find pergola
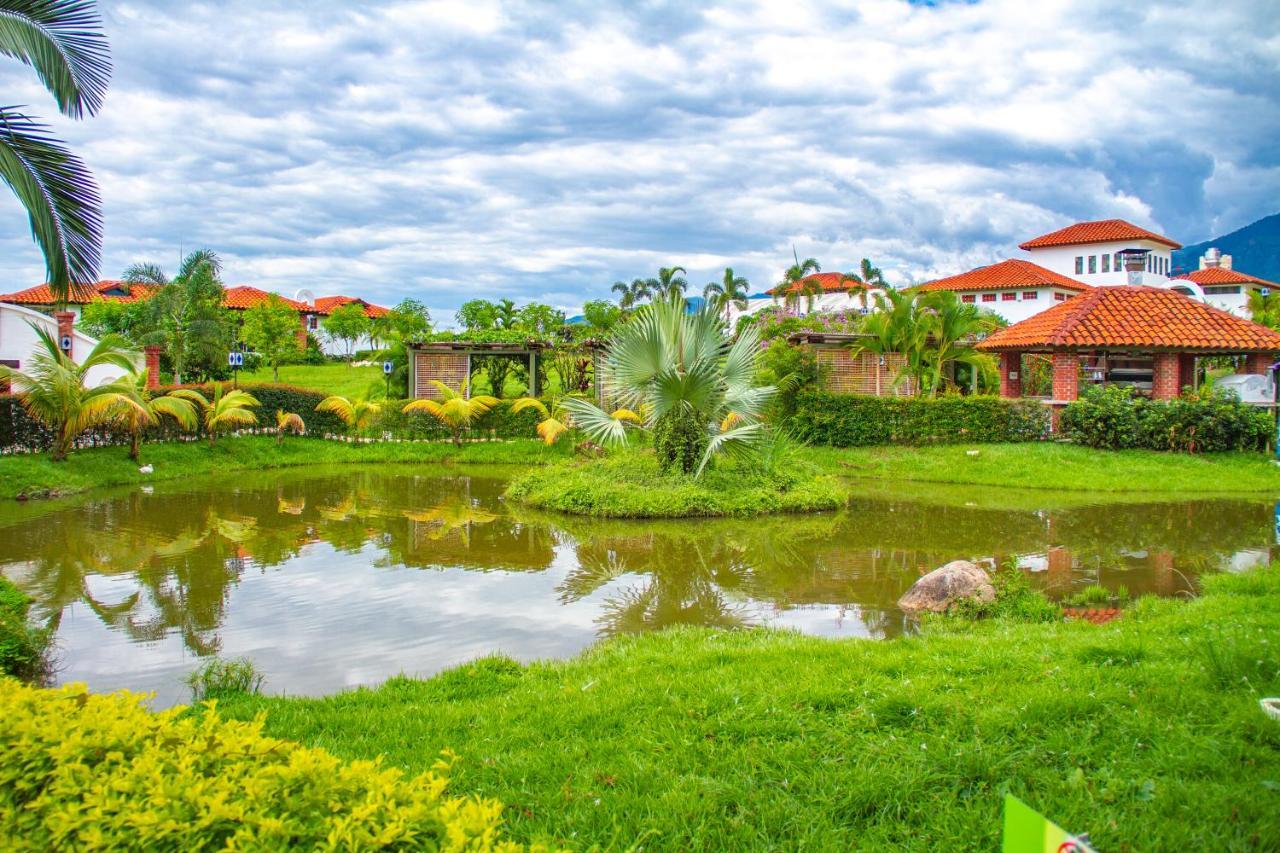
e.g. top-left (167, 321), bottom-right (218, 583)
top-left (976, 286), bottom-right (1280, 421)
top-left (407, 341), bottom-right (554, 399)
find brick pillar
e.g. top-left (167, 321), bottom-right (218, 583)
top-left (1051, 352), bottom-right (1078, 401)
top-left (999, 352), bottom-right (1022, 398)
top-left (1046, 547), bottom-right (1073, 595)
top-left (54, 311), bottom-right (75, 360)
top-left (1151, 550), bottom-right (1175, 596)
top-left (144, 345), bottom-right (162, 389)
top-left (1245, 352), bottom-right (1271, 376)
top-left (1151, 352), bottom-right (1180, 400)
top-left (297, 314), bottom-right (310, 347)
top-left (1178, 354), bottom-right (1196, 391)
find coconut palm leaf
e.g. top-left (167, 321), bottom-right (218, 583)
top-left (0, 0), bottom-right (111, 118)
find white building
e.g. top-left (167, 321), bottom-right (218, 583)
top-left (1168, 249), bottom-right (1278, 318)
top-left (1018, 219), bottom-right (1181, 287)
top-left (1, 301), bottom-right (137, 389)
top-left (912, 258), bottom-right (1092, 324)
top-left (752, 273), bottom-right (886, 319)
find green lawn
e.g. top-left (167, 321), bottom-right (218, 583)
top-left (239, 363), bottom-right (387, 397)
top-left (221, 568), bottom-right (1280, 850)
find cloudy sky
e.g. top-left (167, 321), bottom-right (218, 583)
top-left (0, 0), bottom-right (1276, 325)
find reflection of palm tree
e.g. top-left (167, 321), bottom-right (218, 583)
top-left (404, 497), bottom-right (498, 547)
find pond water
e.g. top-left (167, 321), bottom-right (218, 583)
top-left (0, 465), bottom-right (1274, 707)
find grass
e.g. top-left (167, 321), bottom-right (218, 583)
top-left (0, 576), bottom-right (51, 682)
top-left (0, 435), bottom-right (568, 501)
top-left (506, 448), bottom-right (847, 517)
top-left (219, 567), bottom-right (1280, 850)
top-left (240, 363), bottom-right (387, 397)
top-left (805, 442), bottom-right (1280, 494)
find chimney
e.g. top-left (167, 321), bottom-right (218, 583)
top-left (1221, 253), bottom-right (1232, 271)
top-left (54, 311), bottom-right (75, 360)
top-left (1200, 247), bottom-right (1221, 269)
top-left (144, 345), bottom-right (163, 388)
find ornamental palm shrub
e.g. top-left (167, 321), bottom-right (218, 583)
top-left (403, 380), bottom-right (500, 445)
top-left (275, 409), bottom-right (305, 444)
top-left (0, 323), bottom-right (139, 460)
top-left (561, 294), bottom-right (777, 476)
top-left (316, 387), bottom-right (383, 436)
top-left (110, 368), bottom-right (199, 460)
top-left (173, 383), bottom-right (260, 446)
top-left (510, 395), bottom-right (640, 445)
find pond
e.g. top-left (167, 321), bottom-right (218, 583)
top-left (0, 465), bottom-right (1274, 706)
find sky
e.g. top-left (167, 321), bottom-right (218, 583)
top-left (0, 0), bottom-right (1276, 326)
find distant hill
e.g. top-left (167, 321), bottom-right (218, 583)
top-left (1174, 212), bottom-right (1280, 282)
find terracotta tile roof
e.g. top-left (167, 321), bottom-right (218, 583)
top-left (768, 272), bottom-right (872, 296)
top-left (1019, 218), bottom-right (1181, 250)
top-left (976, 286), bottom-right (1280, 353)
top-left (0, 280), bottom-right (158, 305)
top-left (311, 295), bottom-right (390, 318)
top-left (1177, 267), bottom-right (1278, 289)
top-left (222, 285), bottom-right (307, 311)
top-left (914, 259), bottom-right (1091, 294)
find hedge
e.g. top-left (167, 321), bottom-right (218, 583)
top-left (1060, 385), bottom-right (1272, 453)
top-left (0, 384), bottom-right (548, 453)
top-left (0, 578), bottom-right (50, 683)
top-left (0, 679), bottom-right (543, 850)
top-left (788, 392), bottom-right (1049, 446)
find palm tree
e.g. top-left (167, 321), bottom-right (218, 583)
top-left (611, 278), bottom-right (653, 310)
top-left (775, 252), bottom-right (821, 314)
top-left (402, 380), bottom-right (500, 445)
top-left (0, 323), bottom-right (137, 460)
top-left (916, 291), bottom-right (1000, 396)
top-left (848, 289), bottom-right (926, 397)
top-left (649, 266), bottom-right (688, 301)
top-left (560, 294), bottom-right (777, 476)
top-left (124, 249), bottom-right (227, 384)
top-left (111, 368), bottom-right (200, 460)
top-left (702, 267), bottom-right (750, 323)
top-left (842, 258), bottom-right (887, 291)
top-left (316, 389), bottom-right (382, 436)
top-left (0, 1), bottom-right (112, 304)
top-left (173, 383), bottom-right (259, 446)
top-left (1248, 289), bottom-right (1280, 331)
top-left (510, 395), bottom-right (640, 445)
top-left (495, 298), bottom-right (518, 330)
top-left (275, 410), bottom-right (305, 445)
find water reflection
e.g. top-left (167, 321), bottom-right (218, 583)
top-left (0, 466), bottom-right (1273, 705)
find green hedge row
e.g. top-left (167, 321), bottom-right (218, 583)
top-left (1060, 385), bottom-right (1272, 452)
top-left (788, 392), bottom-right (1050, 446)
top-left (0, 384), bottom-right (547, 453)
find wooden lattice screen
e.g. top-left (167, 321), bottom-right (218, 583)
top-left (413, 352), bottom-right (469, 399)
top-left (815, 349), bottom-right (915, 397)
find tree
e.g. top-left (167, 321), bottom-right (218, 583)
top-left (611, 278), bottom-right (651, 310)
top-left (582, 300), bottom-right (622, 334)
top-left (515, 302), bottom-right (565, 334)
top-left (561, 295), bottom-right (777, 476)
top-left (321, 302), bottom-right (369, 362)
top-left (703, 267), bottom-right (750, 323)
top-left (241, 294), bottom-right (300, 382)
top-left (494, 298), bottom-right (519, 330)
top-left (915, 291), bottom-right (1000, 396)
top-left (402, 381), bottom-right (499, 445)
top-left (775, 253), bottom-right (821, 314)
top-left (316, 389), bottom-right (383, 435)
top-left (110, 368), bottom-right (199, 460)
top-left (1248, 290), bottom-right (1280, 331)
top-left (376, 298), bottom-right (431, 341)
top-left (173, 384), bottom-right (259, 446)
top-left (456, 299), bottom-right (500, 331)
top-left (79, 299), bottom-right (148, 342)
top-left (0, 323), bottom-right (138, 461)
top-left (648, 266), bottom-right (688, 301)
top-left (0, 0), bottom-right (112, 305)
top-left (842, 258), bottom-right (887, 291)
top-left (125, 249), bottom-right (230, 384)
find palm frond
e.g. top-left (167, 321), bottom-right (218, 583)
top-left (695, 422), bottom-right (766, 477)
top-left (560, 396), bottom-right (631, 446)
top-left (0, 0), bottom-right (111, 118)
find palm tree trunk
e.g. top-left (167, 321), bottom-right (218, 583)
top-left (129, 434), bottom-right (140, 461)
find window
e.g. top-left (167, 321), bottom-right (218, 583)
top-left (1074, 256), bottom-right (1084, 275)
top-left (1114, 252), bottom-right (1122, 270)
top-left (1088, 255), bottom-right (1097, 274)
top-left (1002, 292), bottom-right (1017, 301)
top-left (308, 315), bottom-right (318, 330)
top-left (1146, 255), bottom-right (1153, 272)
top-left (1203, 285), bottom-right (1242, 295)
top-left (961, 294), bottom-right (975, 303)
top-left (1022, 291), bottom-right (1038, 300)
top-left (1102, 254), bottom-right (1111, 273)
top-left (981, 293), bottom-right (996, 303)
top-left (1054, 292), bottom-right (1067, 301)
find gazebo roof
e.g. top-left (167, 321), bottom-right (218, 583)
top-left (976, 286), bottom-right (1280, 354)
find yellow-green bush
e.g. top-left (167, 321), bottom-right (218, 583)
top-left (0, 680), bottom-right (547, 851)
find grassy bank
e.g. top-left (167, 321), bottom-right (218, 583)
top-left (807, 442), bottom-right (1280, 493)
top-left (506, 449), bottom-right (846, 517)
top-left (0, 436), bottom-right (568, 500)
top-left (221, 567), bottom-right (1280, 849)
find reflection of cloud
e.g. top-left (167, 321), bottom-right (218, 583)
top-left (0, 0), bottom-right (1273, 316)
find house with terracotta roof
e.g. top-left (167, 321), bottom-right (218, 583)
top-left (913, 259), bottom-right (1091, 324)
top-left (0, 280), bottom-right (159, 320)
top-left (1168, 249), bottom-right (1278, 319)
top-left (976, 286), bottom-right (1280, 423)
top-left (1018, 218), bottom-right (1181, 287)
top-left (760, 272), bottom-right (884, 318)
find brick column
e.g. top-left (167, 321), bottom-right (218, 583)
top-left (1051, 352), bottom-right (1078, 402)
top-left (1245, 352), bottom-right (1272, 376)
top-left (297, 314), bottom-right (310, 347)
top-left (54, 311), bottom-right (75, 360)
top-left (1178, 354), bottom-right (1196, 391)
top-left (1151, 352), bottom-right (1180, 400)
top-left (1046, 547), bottom-right (1073, 595)
top-left (998, 352), bottom-right (1022, 398)
top-left (144, 345), bottom-right (162, 389)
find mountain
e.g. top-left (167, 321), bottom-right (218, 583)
top-left (1173, 212), bottom-right (1280, 282)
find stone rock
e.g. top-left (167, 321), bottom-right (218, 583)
top-left (897, 560), bottom-right (995, 614)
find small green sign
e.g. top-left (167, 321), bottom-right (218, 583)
top-left (1002, 795), bottom-right (1094, 852)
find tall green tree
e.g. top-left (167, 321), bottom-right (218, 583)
top-left (0, 0), bottom-right (112, 305)
top-left (647, 266), bottom-right (688, 301)
top-left (775, 253), bottom-right (821, 314)
top-left (494, 298), bottom-right (519, 330)
top-left (321, 302), bottom-right (369, 362)
top-left (582, 300), bottom-right (622, 334)
top-left (610, 279), bottom-right (651, 310)
top-left (703, 267), bottom-right (750, 323)
top-left (516, 302), bottom-right (565, 334)
top-left (842, 258), bottom-right (887, 291)
top-left (241, 294), bottom-right (301, 382)
top-left (456, 298), bottom-right (500, 331)
top-left (375, 298), bottom-right (431, 341)
top-left (916, 291), bottom-right (1000, 396)
top-left (124, 249), bottom-right (229, 385)
top-left (1247, 290), bottom-right (1280, 331)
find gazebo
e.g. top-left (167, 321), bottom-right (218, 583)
top-left (976, 286), bottom-right (1280, 422)
top-left (406, 340), bottom-right (554, 399)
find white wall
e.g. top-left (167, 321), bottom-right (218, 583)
top-left (952, 286), bottom-right (1077, 324)
top-left (1164, 278), bottom-right (1263, 319)
top-left (0, 302), bottom-right (137, 387)
top-left (1024, 239), bottom-right (1174, 287)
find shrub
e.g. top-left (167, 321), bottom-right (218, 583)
top-left (947, 564), bottom-right (1062, 623)
top-left (0, 680), bottom-right (542, 850)
top-left (788, 392), bottom-right (1049, 447)
top-left (0, 577), bottom-right (51, 683)
top-left (185, 657), bottom-right (264, 702)
top-left (1061, 385), bottom-right (1271, 453)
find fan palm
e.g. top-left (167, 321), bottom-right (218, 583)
top-left (275, 410), bottom-right (305, 445)
top-left (172, 383), bottom-right (259, 445)
top-left (0, 322), bottom-right (137, 460)
top-left (110, 368), bottom-right (200, 460)
top-left (316, 389), bottom-right (382, 436)
top-left (560, 294), bottom-right (776, 476)
top-left (0, 0), bottom-right (112, 304)
top-left (402, 380), bottom-right (500, 445)
top-left (702, 267), bottom-right (750, 323)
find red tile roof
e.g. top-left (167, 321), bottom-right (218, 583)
top-left (221, 286), bottom-right (307, 312)
top-left (1019, 219), bottom-right (1181, 250)
top-left (769, 272), bottom-right (873, 296)
top-left (1177, 267), bottom-right (1279, 290)
top-left (914, 259), bottom-right (1091, 293)
top-left (0, 280), bottom-right (158, 305)
top-left (976, 286), bottom-right (1280, 353)
top-left (311, 295), bottom-right (390, 318)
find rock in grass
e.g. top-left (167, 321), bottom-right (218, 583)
top-left (897, 560), bottom-right (995, 614)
